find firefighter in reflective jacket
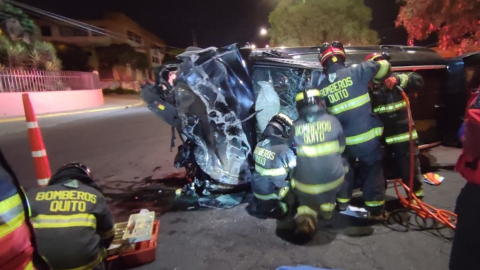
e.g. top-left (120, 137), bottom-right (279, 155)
top-left (365, 52), bottom-right (425, 197)
top-left (27, 163), bottom-right (114, 270)
top-left (250, 113), bottom-right (296, 219)
top-left (290, 89), bottom-right (346, 238)
top-left (314, 41), bottom-right (391, 219)
top-left (1, 148), bottom-right (50, 270)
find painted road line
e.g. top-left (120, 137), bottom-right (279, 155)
top-left (0, 101), bottom-right (144, 124)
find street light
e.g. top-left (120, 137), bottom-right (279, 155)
top-left (251, 44), bottom-right (256, 49)
top-left (260, 28), bottom-right (268, 36)
top-left (265, 44), bottom-right (270, 48)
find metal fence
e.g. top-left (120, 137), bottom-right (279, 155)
top-left (0, 69), bottom-right (100, 93)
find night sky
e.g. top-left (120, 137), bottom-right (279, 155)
top-left (18, 0), bottom-right (424, 49)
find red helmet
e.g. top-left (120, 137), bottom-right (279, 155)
top-left (365, 52), bottom-right (390, 62)
top-left (319, 41), bottom-right (346, 66)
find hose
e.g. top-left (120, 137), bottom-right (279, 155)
top-left (392, 86), bottom-right (457, 230)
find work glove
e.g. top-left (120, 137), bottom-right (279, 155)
top-left (384, 76), bottom-right (398, 90)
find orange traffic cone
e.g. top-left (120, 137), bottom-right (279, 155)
top-left (22, 94), bottom-right (51, 187)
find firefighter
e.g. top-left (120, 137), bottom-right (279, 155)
top-left (314, 41), bottom-right (391, 219)
top-left (290, 89), bottom-right (346, 238)
top-left (27, 163), bottom-right (114, 270)
top-left (0, 148), bottom-right (50, 270)
top-left (365, 52), bottom-right (425, 197)
top-left (250, 113), bottom-right (296, 220)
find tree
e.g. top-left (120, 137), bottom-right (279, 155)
top-left (0, 1), bottom-right (38, 43)
top-left (0, 1), bottom-right (61, 70)
top-left (54, 43), bottom-right (90, 71)
top-left (268, 0), bottom-right (379, 47)
top-left (396, 0), bottom-right (480, 54)
top-left (95, 43), bottom-right (149, 81)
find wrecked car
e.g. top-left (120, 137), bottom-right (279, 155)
top-left (141, 44), bottom-right (479, 192)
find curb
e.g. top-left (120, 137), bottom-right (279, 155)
top-left (0, 101), bottom-right (144, 124)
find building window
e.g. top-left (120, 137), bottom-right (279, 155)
top-left (59, 26), bottom-right (88, 37)
top-left (127, 30), bottom-right (142, 44)
top-left (40, 26), bottom-right (52, 37)
top-left (92, 26), bottom-right (106, 37)
top-left (152, 56), bottom-right (159, 64)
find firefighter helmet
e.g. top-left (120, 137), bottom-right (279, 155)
top-left (365, 52), bottom-right (391, 62)
top-left (268, 113), bottom-right (293, 138)
top-left (56, 163), bottom-right (92, 178)
top-left (319, 41), bottom-right (346, 66)
top-left (295, 88), bottom-right (323, 112)
top-left (48, 162), bottom-right (95, 187)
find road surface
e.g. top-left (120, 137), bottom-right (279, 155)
top-left (0, 97), bottom-right (464, 270)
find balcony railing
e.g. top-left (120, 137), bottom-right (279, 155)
top-left (0, 69), bottom-right (100, 93)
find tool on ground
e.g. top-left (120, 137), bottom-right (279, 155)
top-left (22, 93), bottom-right (51, 187)
top-left (392, 86), bottom-right (457, 230)
top-left (423, 173), bottom-right (445, 186)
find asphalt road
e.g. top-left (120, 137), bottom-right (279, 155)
top-left (0, 100), bottom-right (182, 190)
top-left (0, 98), bottom-right (464, 270)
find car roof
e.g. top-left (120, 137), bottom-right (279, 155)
top-left (247, 45), bottom-right (447, 69)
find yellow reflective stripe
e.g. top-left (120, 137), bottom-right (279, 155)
top-left (295, 89), bottom-right (321, 101)
top-left (385, 130), bottom-right (418, 144)
top-left (255, 164), bottom-right (287, 176)
top-left (346, 127), bottom-right (383, 145)
top-left (373, 100), bottom-right (407, 114)
top-left (414, 189), bottom-right (425, 197)
top-left (254, 192), bottom-right (279, 201)
top-left (374, 60), bottom-right (390, 81)
top-left (339, 145), bottom-right (345, 154)
top-left (328, 93), bottom-right (370, 115)
top-left (0, 194), bottom-right (25, 238)
top-left (64, 254), bottom-right (103, 270)
top-left (100, 228), bottom-right (115, 239)
top-left (297, 206), bottom-right (318, 219)
top-left (397, 74), bottom-right (409, 88)
top-left (365, 200), bottom-right (385, 207)
top-left (32, 214), bottom-right (96, 229)
top-left (278, 186), bottom-right (290, 199)
top-left (23, 261), bottom-right (34, 270)
top-left (279, 202), bottom-right (288, 213)
top-left (337, 198), bottom-right (350, 203)
top-left (297, 141), bottom-right (340, 157)
top-left (320, 203), bottom-right (335, 212)
top-left (291, 176), bottom-right (344, 195)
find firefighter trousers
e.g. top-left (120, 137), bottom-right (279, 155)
top-left (338, 146), bottom-right (386, 212)
top-left (250, 183), bottom-right (292, 219)
top-left (450, 182), bottom-right (480, 270)
top-left (292, 176), bottom-right (345, 221)
top-left (385, 141), bottom-right (423, 195)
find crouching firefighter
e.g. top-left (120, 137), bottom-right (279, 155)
top-left (365, 52), bottom-right (425, 198)
top-left (290, 89), bottom-right (347, 238)
top-left (27, 163), bottom-right (114, 270)
top-left (249, 113), bottom-right (296, 220)
top-left (315, 41), bottom-right (391, 219)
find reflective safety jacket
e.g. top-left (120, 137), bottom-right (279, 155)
top-left (291, 106), bottom-right (346, 193)
top-left (251, 134), bottom-right (296, 201)
top-left (1, 148), bottom-right (50, 270)
top-left (27, 178), bottom-right (114, 270)
top-left (315, 61), bottom-right (390, 157)
top-left (1, 166), bottom-right (35, 270)
top-left (369, 72), bottom-right (424, 144)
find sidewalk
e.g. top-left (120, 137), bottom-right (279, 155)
top-left (0, 95), bottom-right (143, 123)
top-left (0, 95), bottom-right (144, 135)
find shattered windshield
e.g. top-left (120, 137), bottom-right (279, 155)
top-left (252, 66), bottom-right (312, 133)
